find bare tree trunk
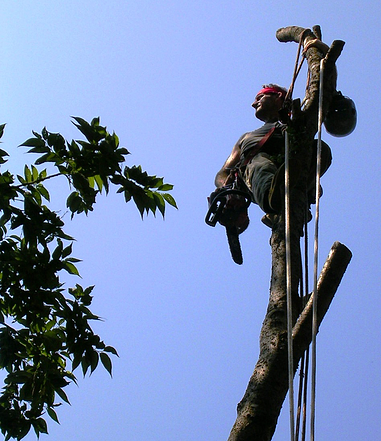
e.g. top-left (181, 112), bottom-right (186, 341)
top-left (227, 26), bottom-right (350, 441)
top-left (228, 243), bottom-right (351, 441)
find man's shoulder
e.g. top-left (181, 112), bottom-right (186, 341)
top-left (240, 122), bottom-right (277, 140)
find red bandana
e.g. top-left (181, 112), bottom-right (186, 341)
top-left (256, 87), bottom-right (286, 99)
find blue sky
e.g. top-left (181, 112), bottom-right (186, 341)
top-left (1, 1), bottom-right (380, 440)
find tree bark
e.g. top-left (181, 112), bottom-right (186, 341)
top-left (227, 26), bottom-right (350, 441)
top-left (228, 243), bottom-right (352, 441)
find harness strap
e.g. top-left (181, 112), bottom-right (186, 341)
top-left (241, 126), bottom-right (276, 167)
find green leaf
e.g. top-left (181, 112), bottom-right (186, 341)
top-left (81, 357), bottom-right (90, 376)
top-left (0, 148), bottom-right (9, 159)
top-left (61, 243), bottom-right (73, 259)
top-left (52, 239), bottom-right (63, 260)
top-left (32, 418), bottom-right (48, 436)
top-left (0, 123), bottom-right (6, 139)
top-left (36, 184), bottom-right (50, 201)
top-left (20, 137), bottom-right (45, 148)
top-left (157, 184), bottom-right (173, 191)
top-left (72, 116), bottom-right (98, 143)
top-left (34, 152), bottom-right (60, 165)
top-left (55, 387), bottom-right (70, 404)
top-left (90, 350), bottom-right (99, 373)
top-left (94, 174), bottom-right (104, 192)
top-left (163, 193), bottom-right (177, 208)
top-left (72, 355), bottom-right (81, 372)
top-left (90, 116), bottom-right (100, 127)
top-left (100, 352), bottom-right (113, 376)
top-left (104, 345), bottom-right (119, 356)
top-left (24, 165), bottom-right (32, 183)
top-left (31, 165), bottom-right (39, 181)
top-left (66, 192), bottom-right (83, 213)
top-left (62, 261), bottom-right (80, 276)
top-left (47, 406), bottom-right (60, 424)
top-left (153, 192), bottom-right (165, 217)
top-left (17, 174), bottom-right (27, 185)
top-left (27, 145), bottom-right (50, 154)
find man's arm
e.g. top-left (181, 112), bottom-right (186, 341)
top-left (214, 143), bottom-right (241, 187)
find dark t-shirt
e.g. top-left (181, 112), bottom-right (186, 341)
top-left (238, 122), bottom-right (285, 165)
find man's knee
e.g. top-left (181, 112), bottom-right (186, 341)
top-left (247, 153), bottom-right (277, 212)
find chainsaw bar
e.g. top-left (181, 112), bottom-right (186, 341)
top-left (226, 226), bottom-right (243, 265)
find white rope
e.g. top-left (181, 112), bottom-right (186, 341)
top-left (285, 130), bottom-right (295, 441)
top-left (310, 58), bottom-right (325, 441)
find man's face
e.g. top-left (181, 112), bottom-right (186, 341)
top-left (251, 92), bottom-right (282, 122)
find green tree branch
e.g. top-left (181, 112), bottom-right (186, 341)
top-left (0, 117), bottom-right (177, 440)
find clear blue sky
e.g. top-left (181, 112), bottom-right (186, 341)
top-left (1, 1), bottom-right (380, 440)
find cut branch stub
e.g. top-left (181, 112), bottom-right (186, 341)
top-left (277, 25), bottom-right (345, 135)
top-left (292, 241), bottom-right (353, 358)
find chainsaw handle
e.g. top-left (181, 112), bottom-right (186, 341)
top-left (205, 188), bottom-right (251, 227)
top-left (205, 193), bottom-right (226, 226)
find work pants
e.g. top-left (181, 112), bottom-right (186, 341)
top-left (244, 141), bottom-right (332, 213)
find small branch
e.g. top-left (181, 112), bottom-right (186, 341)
top-left (14, 172), bottom-right (65, 190)
top-left (312, 25), bottom-right (322, 40)
top-left (276, 26), bottom-right (313, 44)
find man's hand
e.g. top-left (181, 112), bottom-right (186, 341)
top-left (211, 191), bottom-right (249, 233)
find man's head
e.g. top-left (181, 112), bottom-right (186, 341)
top-left (251, 84), bottom-right (287, 122)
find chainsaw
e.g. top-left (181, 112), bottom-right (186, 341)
top-left (205, 171), bottom-right (251, 265)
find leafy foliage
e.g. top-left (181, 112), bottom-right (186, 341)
top-left (0, 118), bottom-right (177, 440)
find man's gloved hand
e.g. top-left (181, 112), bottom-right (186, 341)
top-left (208, 187), bottom-right (223, 205)
top-left (207, 187), bottom-right (250, 233)
top-left (219, 193), bottom-right (249, 233)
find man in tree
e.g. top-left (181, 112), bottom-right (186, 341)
top-left (213, 84), bottom-right (332, 226)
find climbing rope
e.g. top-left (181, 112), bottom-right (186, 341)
top-left (285, 130), bottom-right (295, 441)
top-left (285, 29), bottom-right (308, 103)
top-left (301, 196), bottom-right (311, 441)
top-left (295, 205), bottom-right (310, 441)
top-left (285, 35), bottom-right (326, 441)
top-left (284, 35), bottom-right (307, 441)
top-left (310, 57), bottom-right (325, 441)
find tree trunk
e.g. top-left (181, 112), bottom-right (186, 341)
top-left (227, 26), bottom-right (350, 441)
top-left (227, 242), bottom-right (352, 441)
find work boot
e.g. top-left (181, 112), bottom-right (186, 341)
top-left (261, 213), bottom-right (277, 228)
top-left (261, 210), bottom-right (312, 229)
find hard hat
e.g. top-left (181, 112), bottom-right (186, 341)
top-left (324, 91), bottom-right (357, 137)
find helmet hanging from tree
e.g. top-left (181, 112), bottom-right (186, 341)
top-left (324, 91), bottom-right (357, 137)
